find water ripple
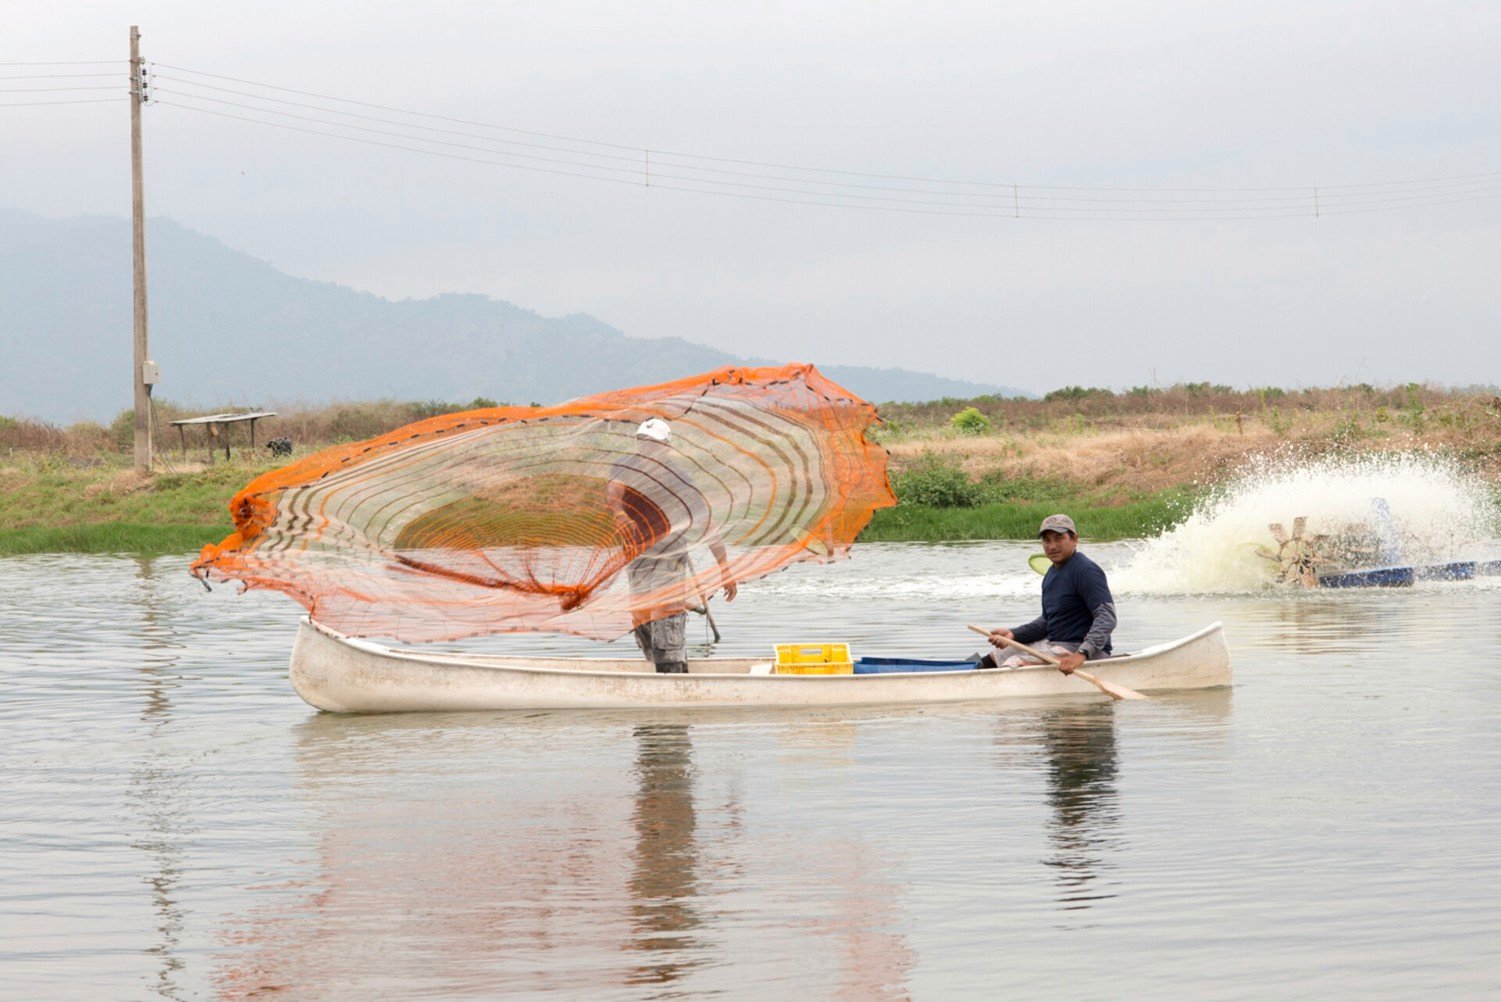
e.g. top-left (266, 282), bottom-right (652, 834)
top-left (2, 548), bottom-right (1500, 997)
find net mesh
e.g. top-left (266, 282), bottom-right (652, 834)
top-left (191, 364), bottom-right (896, 642)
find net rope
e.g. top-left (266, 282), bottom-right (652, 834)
top-left (192, 364), bottom-right (895, 642)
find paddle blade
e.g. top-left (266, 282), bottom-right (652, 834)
top-left (1100, 680), bottom-right (1148, 701)
top-left (1075, 670), bottom-right (1148, 700)
top-left (1028, 553), bottom-right (1051, 575)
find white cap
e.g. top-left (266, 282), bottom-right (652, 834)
top-left (635, 418), bottom-right (671, 443)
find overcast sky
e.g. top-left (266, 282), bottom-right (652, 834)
top-left (6, 2), bottom-right (1500, 394)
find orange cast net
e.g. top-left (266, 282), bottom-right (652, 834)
top-left (191, 364), bottom-right (896, 643)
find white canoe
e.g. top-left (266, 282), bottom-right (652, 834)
top-left (289, 617), bottom-right (1232, 713)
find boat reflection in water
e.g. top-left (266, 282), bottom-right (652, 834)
top-left (214, 710), bottom-right (916, 998)
top-left (622, 720), bottom-right (916, 998)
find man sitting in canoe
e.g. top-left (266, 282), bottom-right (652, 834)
top-left (608, 418), bottom-right (737, 673)
top-left (981, 513), bottom-right (1115, 675)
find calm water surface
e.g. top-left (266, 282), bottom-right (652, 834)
top-left (3, 542), bottom-right (1500, 999)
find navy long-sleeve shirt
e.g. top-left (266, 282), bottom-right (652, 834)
top-left (1012, 550), bottom-right (1116, 658)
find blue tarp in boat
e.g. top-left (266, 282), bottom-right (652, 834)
top-left (853, 657), bottom-right (976, 675)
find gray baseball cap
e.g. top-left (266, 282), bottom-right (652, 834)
top-left (1038, 514), bottom-right (1076, 536)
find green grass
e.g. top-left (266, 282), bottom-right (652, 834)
top-left (859, 489), bottom-right (1200, 543)
top-left (0, 496), bottom-right (1200, 554)
top-left (0, 523), bottom-right (229, 556)
top-left (0, 458), bottom-right (259, 555)
top-left (0, 453), bottom-right (1206, 556)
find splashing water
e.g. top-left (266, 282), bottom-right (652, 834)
top-left (1114, 451), bottom-right (1501, 594)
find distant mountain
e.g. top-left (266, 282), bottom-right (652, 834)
top-left (0, 209), bottom-right (1020, 423)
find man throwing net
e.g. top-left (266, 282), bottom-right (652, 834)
top-left (608, 418), bottom-right (737, 673)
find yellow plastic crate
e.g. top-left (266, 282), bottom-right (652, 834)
top-left (773, 642), bottom-right (853, 675)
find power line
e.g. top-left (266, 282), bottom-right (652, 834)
top-left (0, 85), bottom-right (122, 93)
top-left (0, 60), bottom-right (123, 67)
top-left (153, 99), bottom-right (648, 187)
top-left (152, 61), bottom-right (673, 155)
top-left (0, 97), bottom-right (127, 107)
top-left (149, 98), bottom-right (1052, 220)
top-left (152, 73), bottom-right (663, 168)
top-left (153, 88), bottom-right (1042, 211)
top-left (14, 54), bottom-right (1484, 221)
top-left (153, 91), bottom-right (1501, 220)
top-left (159, 95), bottom-right (1501, 223)
top-left (157, 73), bottom-right (1499, 209)
top-left (150, 84), bottom-right (1500, 209)
top-left (0, 72), bottom-right (121, 80)
top-left (151, 85), bottom-right (644, 179)
top-left (152, 61), bottom-right (1501, 199)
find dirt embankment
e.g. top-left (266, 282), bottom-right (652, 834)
top-left (886, 423), bottom-right (1279, 497)
top-left (877, 387), bottom-right (1501, 504)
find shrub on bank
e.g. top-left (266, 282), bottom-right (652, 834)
top-left (950, 406), bottom-right (992, 435)
top-left (0, 415), bottom-right (68, 452)
top-left (877, 381), bottom-right (1497, 431)
top-left (107, 399), bottom-right (225, 452)
top-left (891, 455), bottom-right (985, 507)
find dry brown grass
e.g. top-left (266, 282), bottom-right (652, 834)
top-left (883, 398), bottom-right (1501, 502)
top-left (890, 423), bottom-right (1277, 495)
top-left (6, 386), bottom-right (1501, 505)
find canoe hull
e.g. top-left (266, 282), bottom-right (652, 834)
top-left (289, 618), bottom-right (1232, 713)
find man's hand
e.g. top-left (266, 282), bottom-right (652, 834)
top-left (1055, 651), bottom-right (1086, 675)
top-left (987, 627), bottom-right (1014, 648)
top-left (711, 543), bottom-right (737, 603)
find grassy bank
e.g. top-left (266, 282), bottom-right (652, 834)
top-left (0, 496), bottom-right (1193, 555)
top-left (0, 453), bottom-right (1199, 555)
top-left (0, 524), bottom-right (227, 556)
top-left (0, 457), bottom-right (257, 556)
top-left (4, 381), bottom-right (1499, 555)
top-left (861, 489), bottom-right (1201, 543)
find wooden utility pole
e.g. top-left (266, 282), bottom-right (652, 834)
top-left (130, 25), bottom-right (152, 473)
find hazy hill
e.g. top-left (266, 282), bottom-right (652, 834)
top-left (0, 209), bottom-right (1018, 424)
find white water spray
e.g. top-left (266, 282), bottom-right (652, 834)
top-left (1114, 451), bottom-right (1501, 594)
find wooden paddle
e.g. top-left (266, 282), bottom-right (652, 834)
top-left (687, 554), bottom-right (723, 643)
top-left (966, 624), bottom-right (1147, 701)
top-left (691, 591), bottom-right (722, 643)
